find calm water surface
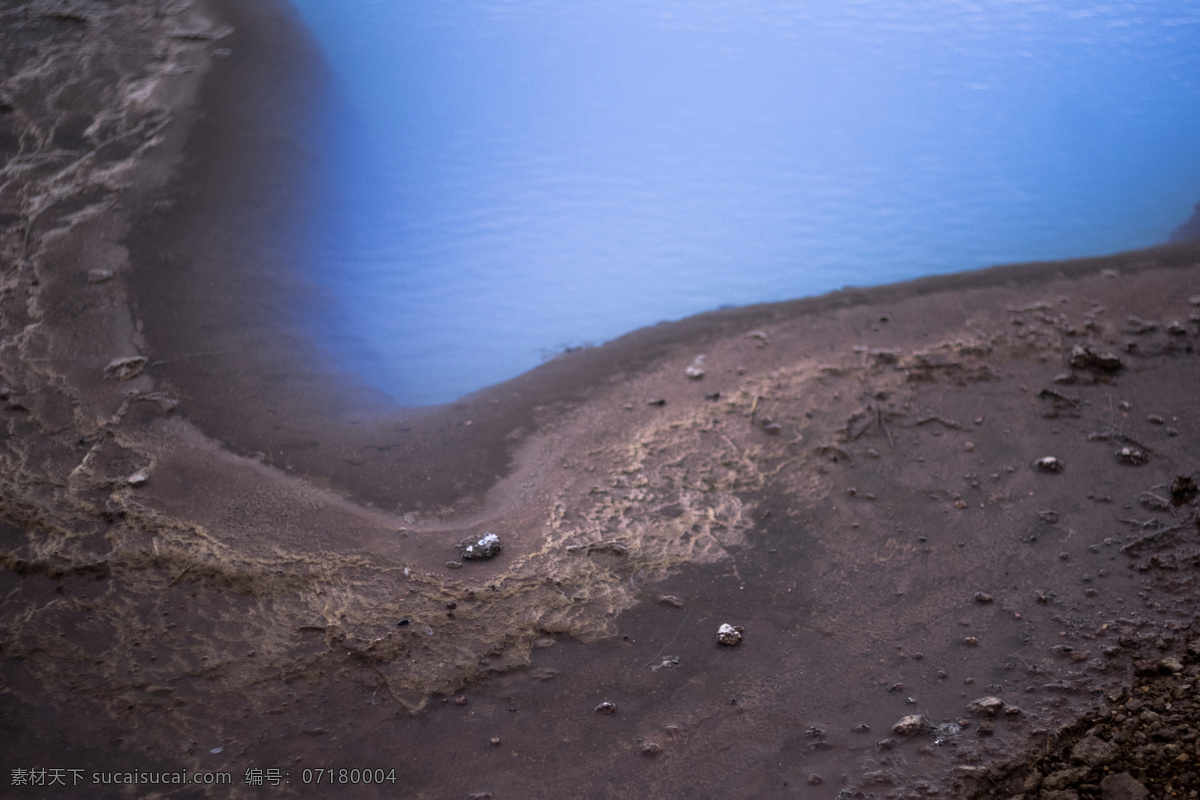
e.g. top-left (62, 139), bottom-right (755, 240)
top-left (289, 0), bottom-right (1200, 405)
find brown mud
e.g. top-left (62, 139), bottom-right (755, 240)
top-left (2, 1), bottom-right (1200, 798)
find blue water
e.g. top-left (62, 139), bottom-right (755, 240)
top-left (289, 0), bottom-right (1200, 406)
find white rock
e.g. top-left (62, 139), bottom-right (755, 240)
top-left (891, 715), bottom-right (928, 736)
top-left (716, 623), bottom-right (742, 647)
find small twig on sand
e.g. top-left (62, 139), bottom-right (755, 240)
top-left (1120, 514), bottom-right (1198, 553)
top-left (171, 563), bottom-right (194, 585)
top-left (645, 609), bottom-right (691, 669)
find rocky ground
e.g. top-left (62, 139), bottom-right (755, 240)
top-left (972, 646), bottom-right (1200, 800)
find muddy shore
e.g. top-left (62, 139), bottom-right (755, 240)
top-left (3, 1), bottom-right (1200, 798)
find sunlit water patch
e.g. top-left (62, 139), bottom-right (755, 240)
top-left (289, 0), bottom-right (1200, 405)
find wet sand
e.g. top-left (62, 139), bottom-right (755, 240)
top-left (2, 1), bottom-right (1200, 798)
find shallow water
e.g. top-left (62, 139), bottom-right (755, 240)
top-left (290, 0), bottom-right (1200, 405)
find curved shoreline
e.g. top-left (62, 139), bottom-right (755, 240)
top-left (3, 1), bottom-right (1200, 796)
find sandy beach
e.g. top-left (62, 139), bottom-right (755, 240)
top-left (3, 1), bottom-right (1200, 797)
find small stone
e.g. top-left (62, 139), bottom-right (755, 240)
top-left (103, 355), bottom-right (149, 381)
top-left (716, 623), bottom-right (743, 647)
top-left (658, 595), bottom-right (684, 608)
top-left (640, 742), bottom-right (662, 757)
top-left (760, 422), bottom-right (783, 436)
top-left (704, 392), bottom-right (721, 401)
top-left (1038, 510), bottom-right (1060, 523)
top-left (963, 441), bottom-right (975, 451)
top-left (1114, 447), bottom-right (1148, 466)
top-left (646, 398), bottom-right (667, 406)
top-left (445, 561), bottom-right (463, 570)
top-left (86, 268), bottom-right (114, 283)
top-left (458, 532), bottom-right (502, 560)
top-left (1071, 734), bottom-right (1118, 766)
top-left (1167, 320), bottom-right (1187, 336)
top-left (973, 592), bottom-right (993, 603)
top-left (966, 696), bottom-right (1005, 717)
top-left (743, 330), bottom-right (769, 348)
top-left (964, 636), bottom-right (978, 646)
top-left (1160, 656), bottom-right (1184, 673)
top-left (807, 774), bottom-right (823, 785)
top-left (1069, 345), bottom-right (1122, 374)
top-left (1126, 315), bottom-right (1157, 334)
top-left (126, 469), bottom-right (150, 486)
top-left (454, 695), bottom-right (468, 706)
top-left (1035, 456), bottom-right (1064, 473)
top-left (684, 354), bottom-right (707, 380)
top-left (1044, 767), bottom-right (1091, 791)
top-left (1170, 475), bottom-right (1197, 503)
top-left (1099, 772), bottom-right (1148, 800)
top-left (490, 736), bottom-right (501, 746)
top-left (594, 701), bottom-right (617, 714)
top-left (891, 715), bottom-right (928, 736)
top-left (1147, 414), bottom-right (1165, 424)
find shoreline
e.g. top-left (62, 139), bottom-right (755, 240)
top-left (3, 1), bottom-right (1200, 796)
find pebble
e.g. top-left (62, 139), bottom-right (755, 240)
top-left (458, 532), bottom-right (502, 561)
top-left (1100, 772), bottom-right (1149, 800)
top-left (454, 695), bottom-right (468, 706)
top-left (891, 715), bottom-right (928, 736)
top-left (126, 469), bottom-right (150, 486)
top-left (490, 737), bottom-right (501, 747)
top-left (1071, 734), bottom-right (1117, 766)
top-left (1114, 447), bottom-right (1148, 466)
top-left (594, 701), bottom-right (617, 715)
top-left (658, 595), bottom-right (684, 608)
top-left (966, 696), bottom-right (1005, 717)
top-left (103, 355), bottom-right (148, 381)
top-left (640, 742), bottom-right (662, 757)
top-left (1171, 476), bottom-right (1198, 503)
top-left (1068, 345), bottom-right (1123, 374)
top-left (716, 623), bottom-right (743, 647)
top-left (684, 354), bottom-right (706, 380)
top-left (1035, 456), bottom-right (1064, 473)
top-left (807, 774), bottom-right (823, 785)
top-left (973, 592), bottom-right (993, 603)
